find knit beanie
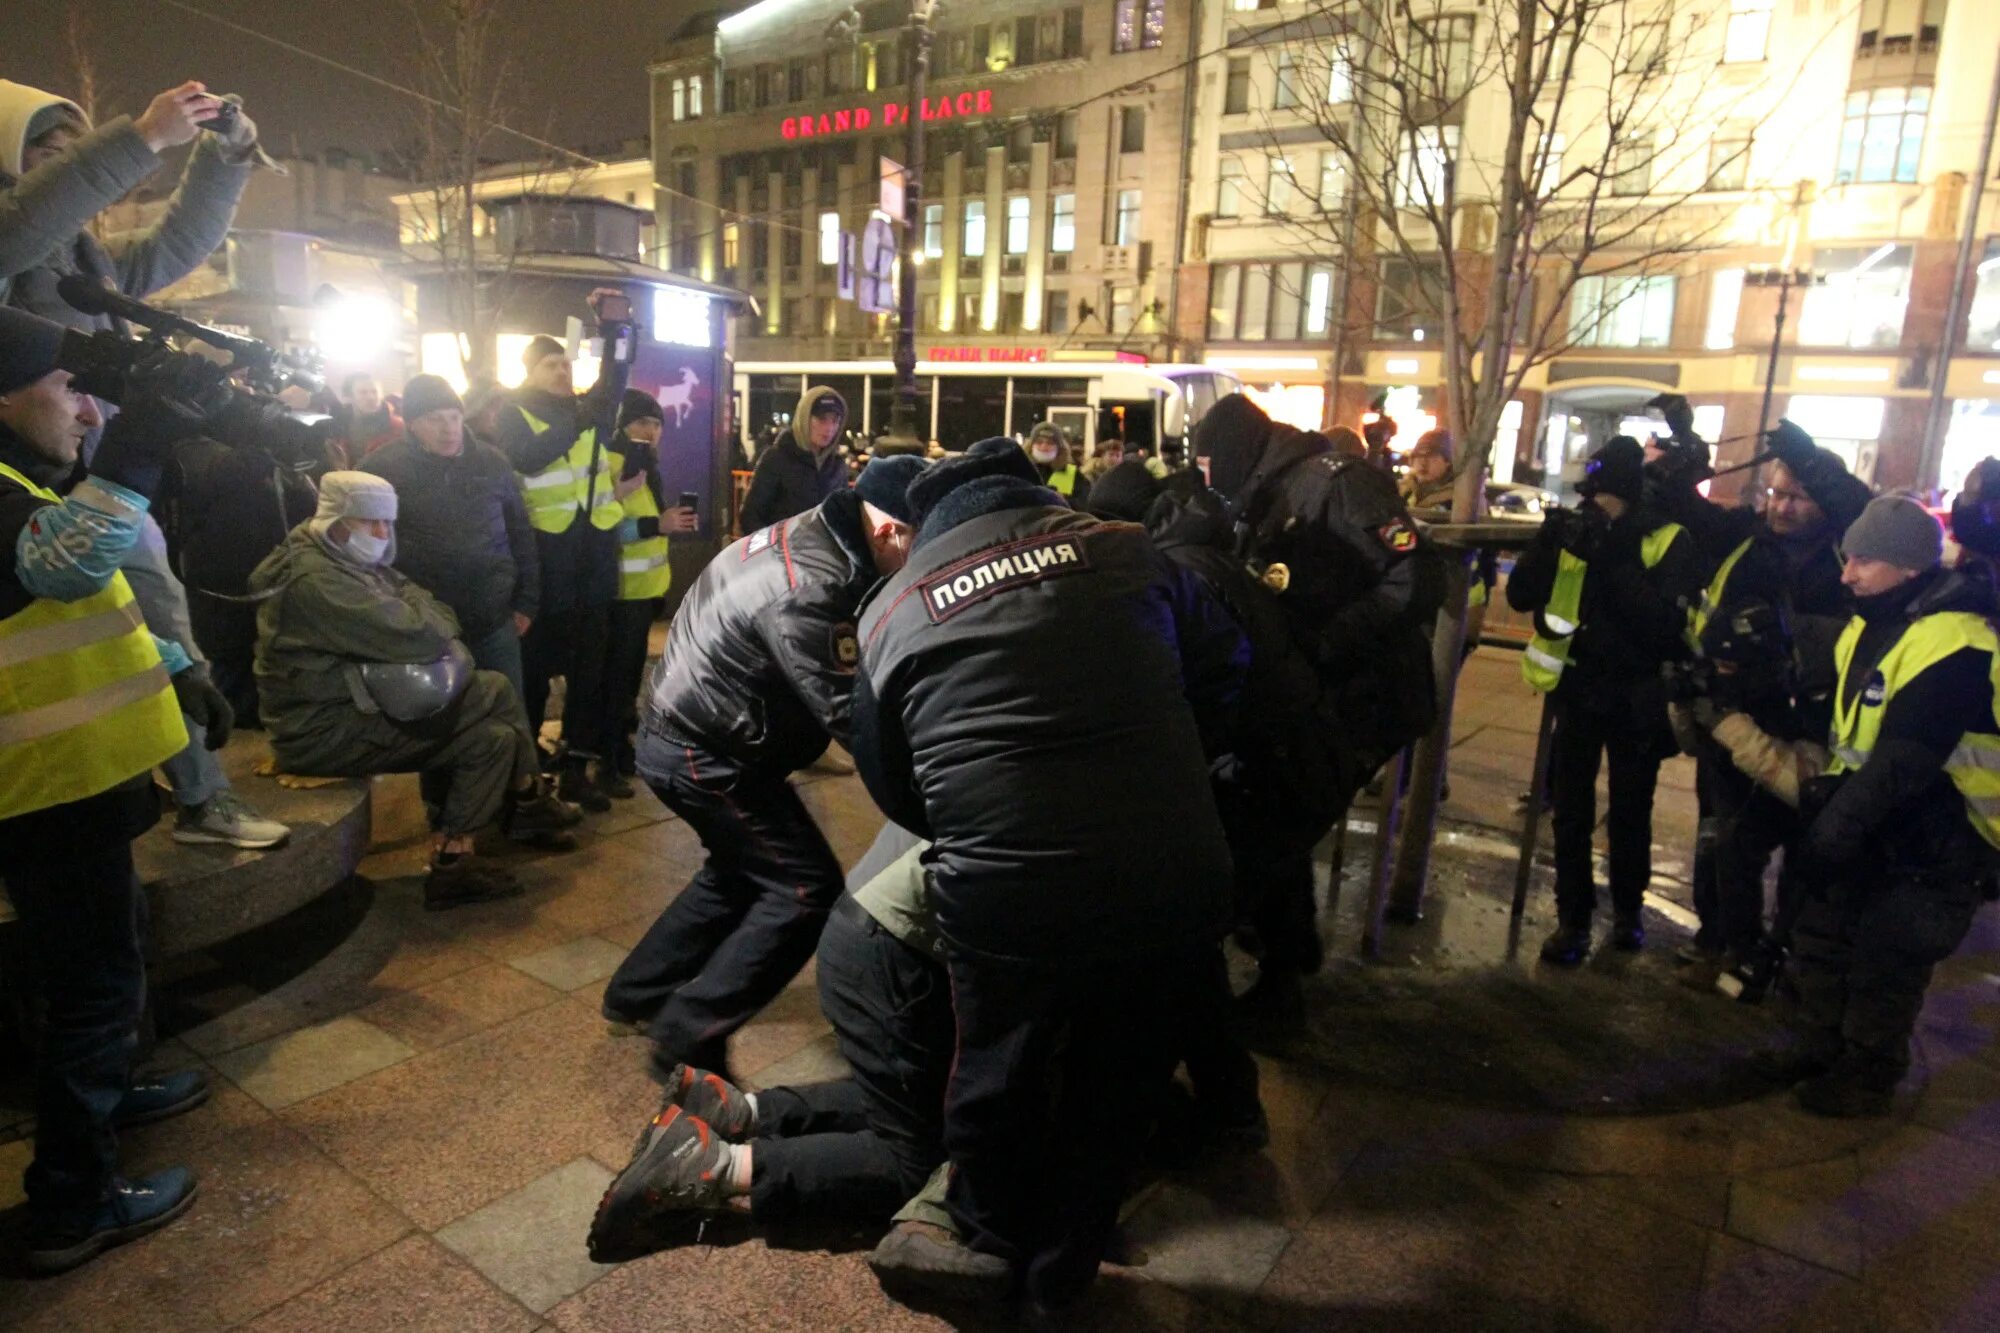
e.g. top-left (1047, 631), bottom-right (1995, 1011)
top-left (1087, 458), bottom-right (1164, 522)
top-left (854, 455), bottom-right (927, 525)
top-left (1842, 494), bottom-right (1942, 572)
top-left (521, 335), bottom-right (566, 373)
top-left (1193, 393), bottom-right (1274, 501)
top-left (1579, 437), bottom-right (1645, 504)
top-left (0, 306), bottom-right (66, 394)
top-left (906, 436), bottom-right (1043, 524)
top-left (618, 389), bottom-right (663, 432)
top-left (399, 374), bottom-right (463, 424)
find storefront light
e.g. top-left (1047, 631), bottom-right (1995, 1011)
top-left (312, 292), bottom-right (396, 367)
top-left (654, 288), bottom-right (713, 348)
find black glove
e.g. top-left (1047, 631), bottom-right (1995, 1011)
top-left (90, 348), bottom-right (234, 495)
top-left (1762, 419), bottom-right (1818, 475)
top-left (1647, 393), bottom-right (1695, 441)
top-left (1559, 503), bottom-right (1611, 561)
top-left (170, 666), bottom-right (234, 751)
top-left (619, 440), bottom-right (654, 481)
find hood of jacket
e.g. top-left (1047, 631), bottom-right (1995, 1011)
top-left (1147, 484), bottom-right (1233, 553)
top-left (0, 80), bottom-right (87, 182)
top-left (1192, 393), bottom-right (1275, 501)
top-left (791, 385), bottom-right (847, 454)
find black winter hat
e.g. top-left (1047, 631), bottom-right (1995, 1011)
top-left (618, 389), bottom-right (663, 432)
top-left (1579, 436), bottom-right (1645, 504)
top-left (855, 454), bottom-right (927, 525)
top-left (0, 306), bottom-right (67, 395)
top-left (1192, 393), bottom-right (1274, 501)
top-left (400, 373), bottom-right (463, 424)
top-left (1087, 459), bottom-right (1163, 522)
top-left (521, 335), bottom-right (566, 373)
top-left (906, 435), bottom-right (1042, 524)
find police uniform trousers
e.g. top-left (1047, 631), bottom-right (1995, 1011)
top-left (1548, 699), bottom-right (1669, 925)
top-left (1790, 867), bottom-right (1988, 1087)
top-left (747, 896), bottom-right (953, 1225)
top-left (942, 940), bottom-right (1196, 1308)
top-left (1214, 776), bottom-right (1337, 977)
top-left (604, 727), bottom-right (845, 1062)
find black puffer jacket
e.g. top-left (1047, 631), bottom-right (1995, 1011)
top-left (644, 487), bottom-right (877, 773)
top-left (363, 435), bottom-right (540, 641)
top-left (853, 491), bottom-right (1244, 965)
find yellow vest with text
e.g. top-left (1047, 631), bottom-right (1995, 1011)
top-left (1827, 610), bottom-right (2000, 849)
top-left (515, 408), bottom-right (624, 536)
top-left (607, 449), bottom-right (673, 602)
top-left (1686, 536), bottom-right (1754, 650)
top-left (0, 463), bottom-right (188, 821)
top-left (1522, 522), bottom-right (1684, 694)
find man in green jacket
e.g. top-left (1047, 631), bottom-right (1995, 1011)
top-left (251, 473), bottom-right (578, 908)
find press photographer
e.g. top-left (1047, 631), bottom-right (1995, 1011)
top-left (0, 304), bottom-right (247, 1273)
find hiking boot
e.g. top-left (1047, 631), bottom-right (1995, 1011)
top-left (660, 1063), bottom-right (757, 1140)
top-left (867, 1221), bottom-right (1013, 1304)
top-left (173, 791), bottom-right (290, 850)
top-left (1538, 923), bottom-right (1592, 967)
top-left (25, 1168), bottom-right (199, 1274)
top-left (423, 857), bottom-right (523, 910)
top-left (595, 761), bottom-right (635, 801)
top-left (1675, 935), bottom-right (1726, 966)
top-left (603, 1005), bottom-right (651, 1039)
top-left (588, 1105), bottom-right (735, 1262)
top-left (1609, 911), bottom-right (1646, 952)
top-left (508, 783), bottom-right (583, 844)
top-left (113, 1070), bottom-right (211, 1129)
top-left (1795, 1070), bottom-right (1895, 1119)
top-left (559, 758), bottom-right (611, 812)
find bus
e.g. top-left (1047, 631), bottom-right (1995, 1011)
top-left (731, 357), bottom-right (1243, 459)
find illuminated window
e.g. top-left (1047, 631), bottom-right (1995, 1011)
top-left (1968, 239), bottom-right (2000, 351)
top-left (1396, 127), bottom-right (1457, 207)
top-left (722, 224), bottom-right (740, 269)
top-left (1706, 269), bottom-right (1744, 349)
top-left (1050, 193), bottom-right (1076, 252)
top-left (1217, 158), bottom-right (1246, 217)
top-left (1005, 196), bottom-right (1031, 254)
top-left (1836, 86), bottom-right (1929, 185)
top-left (689, 75), bottom-right (703, 118)
top-left (1114, 189), bottom-right (1142, 245)
top-left (923, 203), bottom-right (944, 258)
top-left (671, 79), bottom-right (686, 122)
top-left (1317, 154), bottom-right (1344, 211)
top-left (1569, 274), bottom-right (1677, 348)
top-left (963, 199), bottom-right (986, 257)
top-left (819, 211), bottom-right (840, 266)
top-left (1274, 51), bottom-right (1301, 110)
top-left (1266, 157), bottom-right (1294, 216)
top-left (1410, 14), bottom-right (1473, 99)
top-left (1327, 49), bottom-right (1354, 103)
top-left (1113, 0), bottom-right (1164, 53)
top-left (1724, 0), bottom-right (1772, 63)
top-left (1799, 244), bottom-right (1912, 348)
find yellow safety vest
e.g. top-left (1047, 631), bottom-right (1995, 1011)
top-left (1827, 610), bottom-right (2000, 849)
top-left (607, 449), bottom-right (673, 602)
top-left (0, 462), bottom-right (188, 821)
top-left (1046, 464), bottom-right (1080, 498)
top-left (1687, 536), bottom-right (1754, 650)
top-left (1522, 522), bottom-right (1684, 694)
top-left (515, 408), bottom-right (624, 536)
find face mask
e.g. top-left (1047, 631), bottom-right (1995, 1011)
top-left (1032, 447), bottom-right (1058, 464)
top-left (346, 530), bottom-right (392, 565)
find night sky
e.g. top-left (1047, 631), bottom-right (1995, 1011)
top-left (6, 0), bottom-right (699, 164)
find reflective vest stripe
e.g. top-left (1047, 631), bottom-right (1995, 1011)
top-left (621, 553), bottom-right (669, 574)
top-left (607, 446), bottom-right (673, 601)
top-left (1950, 742), bottom-right (2000, 773)
top-left (0, 663), bottom-right (172, 745)
top-left (515, 408), bottom-right (623, 535)
top-left (1521, 522), bottom-right (1684, 694)
top-left (522, 468), bottom-right (580, 490)
top-left (1543, 612), bottom-right (1578, 636)
top-left (1688, 537), bottom-right (1754, 649)
top-left (0, 600), bottom-right (143, 668)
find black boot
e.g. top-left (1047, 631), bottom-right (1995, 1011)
top-left (1538, 922), bottom-right (1592, 967)
top-left (594, 760), bottom-right (635, 801)
top-left (559, 756), bottom-right (611, 812)
top-left (1608, 910), bottom-right (1645, 952)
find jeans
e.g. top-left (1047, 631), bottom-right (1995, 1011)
top-left (159, 719), bottom-right (227, 809)
top-left (603, 730), bottom-right (844, 1059)
top-left (4, 839), bottom-right (147, 1217)
top-left (464, 619), bottom-right (527, 709)
top-left (1548, 701), bottom-right (1666, 924)
top-left (748, 899), bottom-right (953, 1225)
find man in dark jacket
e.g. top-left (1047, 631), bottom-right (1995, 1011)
top-left (600, 456), bottom-right (927, 1076)
top-left (493, 315), bottom-right (630, 808)
top-left (1510, 438), bottom-right (1705, 964)
top-left (333, 373), bottom-right (402, 464)
top-left (364, 375), bottom-right (539, 706)
top-left (1192, 392), bottom-right (1447, 1001)
top-left (850, 442), bottom-right (1246, 1309)
top-left (739, 385), bottom-right (847, 532)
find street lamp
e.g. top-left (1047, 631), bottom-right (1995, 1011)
top-left (877, 0), bottom-right (941, 455)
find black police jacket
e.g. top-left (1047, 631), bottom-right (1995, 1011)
top-left (1230, 430), bottom-right (1448, 780)
top-left (643, 488), bottom-right (876, 773)
top-left (853, 500), bottom-right (1242, 965)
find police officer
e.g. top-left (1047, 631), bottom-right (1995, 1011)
top-left (494, 295), bottom-right (632, 808)
top-left (1781, 496), bottom-right (2000, 1116)
top-left (852, 440), bottom-right (1247, 1310)
top-left (0, 307), bottom-right (230, 1271)
top-left (601, 456), bottom-right (926, 1077)
top-left (1509, 438), bottom-right (1703, 965)
top-left (1191, 393), bottom-right (1445, 1006)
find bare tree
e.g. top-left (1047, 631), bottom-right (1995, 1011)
top-left (1224, 0), bottom-right (1807, 901)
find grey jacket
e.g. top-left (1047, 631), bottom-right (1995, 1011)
top-left (0, 92), bottom-right (251, 329)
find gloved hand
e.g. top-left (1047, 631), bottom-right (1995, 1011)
top-left (1762, 419), bottom-right (1818, 474)
top-left (1646, 393), bottom-right (1695, 440)
top-left (89, 348), bottom-right (234, 495)
top-left (619, 439), bottom-right (655, 481)
top-left (1558, 502), bottom-right (1611, 561)
top-left (171, 666), bottom-right (234, 750)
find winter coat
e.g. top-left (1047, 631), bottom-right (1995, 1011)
top-left (338, 406), bottom-right (405, 461)
top-left (853, 485), bottom-right (1245, 965)
top-left (494, 384), bottom-right (622, 614)
top-left (739, 385), bottom-right (847, 532)
top-left (0, 82), bottom-right (250, 328)
top-left (363, 435), bottom-right (541, 641)
top-left (251, 526), bottom-right (463, 772)
top-left (644, 487), bottom-right (878, 774)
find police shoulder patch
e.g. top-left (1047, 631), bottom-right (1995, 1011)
top-left (919, 532), bottom-right (1092, 623)
top-left (831, 621), bottom-right (860, 672)
top-left (1378, 518), bottom-right (1418, 553)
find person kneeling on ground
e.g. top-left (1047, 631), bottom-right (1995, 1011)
top-left (251, 472), bottom-right (578, 909)
top-left (589, 821), bottom-right (968, 1266)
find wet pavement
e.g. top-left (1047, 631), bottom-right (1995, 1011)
top-left (4, 647), bottom-right (2000, 1330)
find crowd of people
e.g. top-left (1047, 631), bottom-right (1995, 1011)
top-left (3, 68), bottom-right (1999, 1319)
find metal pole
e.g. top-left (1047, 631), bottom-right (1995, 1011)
top-left (886, 1), bottom-right (932, 452)
top-left (1919, 48), bottom-right (2000, 494)
top-left (1510, 699), bottom-right (1555, 917)
top-left (1362, 747), bottom-right (1409, 957)
top-left (1757, 276), bottom-right (1789, 439)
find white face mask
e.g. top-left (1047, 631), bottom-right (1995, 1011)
top-left (1032, 446), bottom-right (1058, 464)
top-left (346, 529), bottom-right (392, 565)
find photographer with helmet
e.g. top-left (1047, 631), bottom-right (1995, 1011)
top-left (0, 305), bottom-right (241, 1271)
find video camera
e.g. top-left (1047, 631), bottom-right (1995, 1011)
top-left (53, 274), bottom-right (323, 402)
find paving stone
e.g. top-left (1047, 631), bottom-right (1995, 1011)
top-left (1119, 1179), bottom-right (1294, 1297)
top-left (360, 963), bottom-right (565, 1051)
top-left (509, 937), bottom-right (632, 992)
top-left (245, 1234), bottom-right (538, 1332)
top-left (435, 1158), bottom-right (620, 1313)
top-left (211, 1015), bottom-right (418, 1111)
top-left (746, 1030), bottom-right (851, 1091)
top-left (1726, 1179), bottom-right (1864, 1276)
top-left (1696, 1232), bottom-right (1875, 1332)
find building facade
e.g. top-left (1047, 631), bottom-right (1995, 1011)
top-left (649, 0), bottom-right (1205, 381)
top-left (1179, 0), bottom-right (2000, 496)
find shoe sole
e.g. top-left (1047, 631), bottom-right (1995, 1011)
top-left (586, 1116), bottom-right (739, 1263)
top-left (172, 829), bottom-right (290, 851)
top-left (866, 1236), bottom-right (1012, 1305)
top-left (25, 1181), bottom-right (200, 1275)
top-left (112, 1083), bottom-right (213, 1130)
